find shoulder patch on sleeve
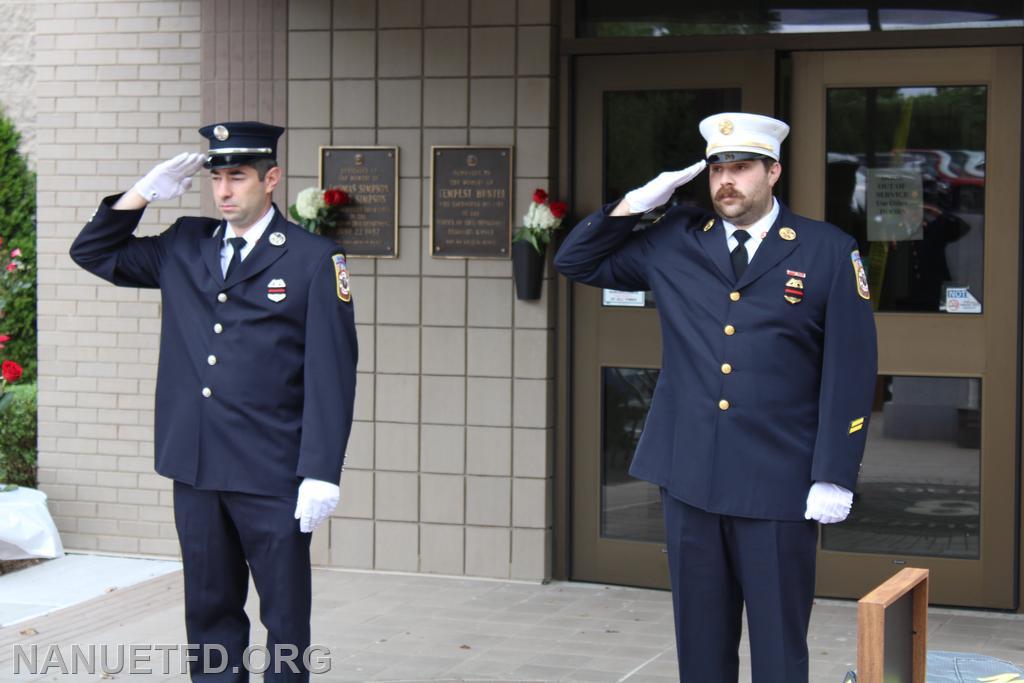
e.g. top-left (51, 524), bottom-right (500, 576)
top-left (332, 253), bottom-right (351, 303)
top-left (851, 250), bottom-right (870, 300)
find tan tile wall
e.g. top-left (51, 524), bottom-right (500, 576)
top-left (287, 0), bottom-right (557, 580)
top-left (34, 0), bottom-right (203, 556)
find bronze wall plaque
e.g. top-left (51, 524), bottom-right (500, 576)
top-left (430, 146), bottom-right (513, 259)
top-left (319, 146), bottom-right (399, 258)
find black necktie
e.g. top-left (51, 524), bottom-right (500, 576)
top-left (731, 230), bottom-right (751, 280)
top-left (225, 236), bottom-right (247, 279)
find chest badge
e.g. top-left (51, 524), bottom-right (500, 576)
top-left (267, 278), bottom-right (287, 303)
top-left (784, 269), bottom-right (805, 304)
top-left (269, 232), bottom-right (286, 247)
top-left (779, 227), bottom-right (796, 241)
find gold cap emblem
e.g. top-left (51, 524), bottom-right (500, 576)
top-left (779, 227), bottom-right (796, 241)
top-left (703, 218), bottom-right (714, 232)
top-left (213, 125), bottom-right (229, 141)
top-left (719, 119), bottom-right (734, 135)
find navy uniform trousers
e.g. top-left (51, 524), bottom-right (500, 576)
top-left (174, 483), bottom-right (313, 682)
top-left (662, 491), bottom-right (817, 682)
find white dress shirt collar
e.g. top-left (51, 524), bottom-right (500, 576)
top-left (225, 206), bottom-right (275, 249)
top-left (722, 197), bottom-right (779, 260)
top-left (220, 206), bottom-right (275, 277)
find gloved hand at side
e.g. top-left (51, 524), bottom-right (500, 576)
top-left (803, 481), bottom-right (853, 524)
top-left (294, 478), bottom-right (341, 533)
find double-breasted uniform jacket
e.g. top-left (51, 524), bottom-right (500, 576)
top-left (555, 201), bottom-right (878, 521)
top-left (71, 195), bottom-right (358, 497)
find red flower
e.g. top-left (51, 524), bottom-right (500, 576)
top-left (532, 188), bottom-right (548, 204)
top-left (324, 188), bottom-right (349, 207)
top-left (10, 248), bottom-right (21, 258)
top-left (549, 201), bottom-right (567, 219)
top-left (2, 360), bottom-right (22, 383)
top-left (5, 263), bottom-right (15, 272)
top-left (0, 335), bottom-right (8, 350)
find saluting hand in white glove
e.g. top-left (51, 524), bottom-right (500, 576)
top-left (623, 159), bottom-right (708, 214)
top-left (133, 152), bottom-right (207, 202)
top-left (294, 478), bottom-right (341, 533)
top-left (804, 481), bottom-right (854, 524)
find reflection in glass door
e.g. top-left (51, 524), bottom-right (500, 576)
top-left (791, 47), bottom-right (1020, 608)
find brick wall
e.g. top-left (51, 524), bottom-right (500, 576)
top-left (35, 0), bottom-right (202, 556)
top-left (286, 0), bottom-right (557, 580)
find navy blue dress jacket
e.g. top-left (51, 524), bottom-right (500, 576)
top-left (70, 195), bottom-right (358, 497)
top-left (555, 201), bottom-right (877, 520)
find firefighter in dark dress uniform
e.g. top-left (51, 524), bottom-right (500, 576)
top-left (70, 121), bottom-right (358, 682)
top-left (555, 113), bottom-right (877, 682)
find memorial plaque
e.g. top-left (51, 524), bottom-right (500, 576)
top-left (430, 146), bottom-right (513, 259)
top-left (319, 146), bottom-right (399, 257)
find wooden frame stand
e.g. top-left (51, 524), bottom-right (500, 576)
top-left (856, 567), bottom-right (929, 683)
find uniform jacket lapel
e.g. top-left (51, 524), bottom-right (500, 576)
top-left (203, 222), bottom-right (226, 284)
top-left (224, 206), bottom-right (290, 288)
top-left (736, 202), bottom-right (799, 289)
top-left (696, 217), bottom-right (735, 283)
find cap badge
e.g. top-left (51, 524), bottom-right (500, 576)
top-left (779, 227), bottom-right (796, 241)
top-left (719, 119), bottom-right (734, 135)
top-left (267, 278), bottom-right (286, 303)
top-left (213, 125), bottom-right (230, 141)
top-left (269, 232), bottom-right (286, 246)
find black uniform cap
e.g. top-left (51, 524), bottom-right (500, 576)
top-left (199, 121), bottom-right (285, 169)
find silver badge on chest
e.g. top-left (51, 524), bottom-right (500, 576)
top-left (267, 278), bottom-right (287, 303)
top-left (269, 232), bottom-right (286, 246)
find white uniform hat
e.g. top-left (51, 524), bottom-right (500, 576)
top-left (699, 112), bottom-right (790, 163)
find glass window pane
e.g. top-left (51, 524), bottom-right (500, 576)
top-left (826, 86), bottom-right (986, 313)
top-left (822, 375), bottom-right (981, 560)
top-left (578, 1), bottom-right (1024, 37)
top-left (602, 367), bottom-right (663, 543)
top-left (604, 88), bottom-right (740, 204)
top-left (603, 88), bottom-right (739, 305)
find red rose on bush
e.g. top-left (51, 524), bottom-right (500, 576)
top-left (0, 335), bottom-right (8, 350)
top-left (2, 360), bottom-right (22, 383)
top-left (324, 188), bottom-right (349, 207)
top-left (532, 188), bottom-right (548, 204)
top-left (549, 201), bottom-right (567, 219)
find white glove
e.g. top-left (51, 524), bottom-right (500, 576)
top-left (623, 160), bottom-right (707, 213)
top-left (804, 482), bottom-right (854, 524)
top-left (293, 478), bottom-right (340, 533)
top-left (133, 152), bottom-right (206, 202)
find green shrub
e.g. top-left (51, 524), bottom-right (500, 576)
top-left (0, 109), bottom-right (37, 380)
top-left (0, 383), bottom-right (37, 488)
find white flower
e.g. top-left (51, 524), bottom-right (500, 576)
top-left (523, 201), bottom-right (559, 230)
top-left (295, 187), bottom-right (325, 220)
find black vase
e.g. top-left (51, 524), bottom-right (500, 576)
top-left (512, 240), bottom-right (545, 300)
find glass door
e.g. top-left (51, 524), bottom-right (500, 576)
top-left (570, 51), bottom-right (775, 588)
top-left (791, 47), bottom-right (1021, 608)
